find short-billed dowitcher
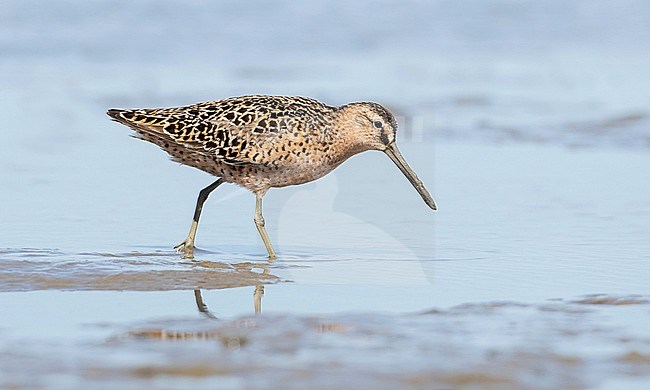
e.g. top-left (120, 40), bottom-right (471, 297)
top-left (108, 95), bottom-right (436, 258)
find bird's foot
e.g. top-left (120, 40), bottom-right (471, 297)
top-left (174, 238), bottom-right (195, 258)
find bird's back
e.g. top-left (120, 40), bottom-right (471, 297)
top-left (108, 95), bottom-right (342, 192)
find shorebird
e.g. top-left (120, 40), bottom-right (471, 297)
top-left (108, 95), bottom-right (436, 258)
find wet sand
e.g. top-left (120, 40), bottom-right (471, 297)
top-left (1, 291), bottom-right (649, 389)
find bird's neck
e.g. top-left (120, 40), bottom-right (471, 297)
top-left (325, 114), bottom-right (373, 165)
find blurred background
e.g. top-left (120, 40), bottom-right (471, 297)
top-left (2, 1), bottom-right (650, 388)
top-left (2, 0), bottom-right (649, 149)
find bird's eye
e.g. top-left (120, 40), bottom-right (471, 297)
top-left (373, 120), bottom-right (383, 129)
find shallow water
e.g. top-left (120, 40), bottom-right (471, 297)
top-left (2, 0), bottom-right (650, 388)
top-left (3, 142), bottom-right (650, 388)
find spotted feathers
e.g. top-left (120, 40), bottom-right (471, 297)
top-left (108, 95), bottom-right (397, 193)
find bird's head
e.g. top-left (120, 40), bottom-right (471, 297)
top-left (338, 102), bottom-right (397, 150)
top-left (337, 102), bottom-right (437, 211)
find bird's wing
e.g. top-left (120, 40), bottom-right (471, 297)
top-left (107, 95), bottom-right (334, 166)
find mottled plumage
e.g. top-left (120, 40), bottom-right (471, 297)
top-left (108, 95), bottom-right (436, 258)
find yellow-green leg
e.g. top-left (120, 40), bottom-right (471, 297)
top-left (254, 194), bottom-right (277, 259)
top-left (175, 178), bottom-right (224, 256)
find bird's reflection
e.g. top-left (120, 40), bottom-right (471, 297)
top-left (192, 256), bottom-right (275, 318)
top-left (125, 256), bottom-right (277, 342)
top-left (192, 285), bottom-right (266, 319)
top-left (193, 289), bottom-right (217, 319)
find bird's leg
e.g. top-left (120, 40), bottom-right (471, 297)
top-left (254, 194), bottom-right (277, 259)
top-left (175, 178), bottom-right (224, 256)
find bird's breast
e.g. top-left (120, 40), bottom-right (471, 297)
top-left (232, 135), bottom-right (354, 191)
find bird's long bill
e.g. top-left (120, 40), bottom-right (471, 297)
top-left (384, 143), bottom-right (437, 210)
